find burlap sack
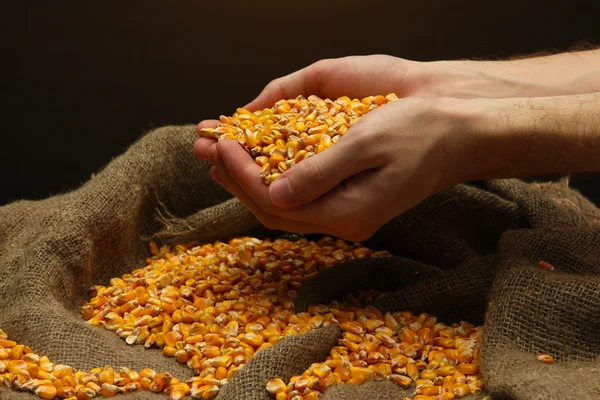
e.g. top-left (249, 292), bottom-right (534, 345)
top-left (1, 125), bottom-right (599, 400)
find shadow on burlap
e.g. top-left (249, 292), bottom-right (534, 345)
top-left (1, 125), bottom-right (599, 399)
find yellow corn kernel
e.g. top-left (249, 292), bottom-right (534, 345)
top-left (350, 367), bottom-right (376, 384)
top-left (163, 346), bottom-right (177, 357)
top-left (453, 383), bottom-right (471, 397)
top-left (35, 384), bottom-right (58, 399)
top-left (100, 383), bottom-right (119, 397)
top-left (99, 366), bottom-right (114, 385)
top-left (342, 332), bottom-right (362, 343)
top-left (241, 333), bottom-right (264, 347)
top-left (406, 363), bottom-right (419, 380)
top-left (458, 364), bottom-right (479, 375)
top-left (390, 374), bottom-right (412, 388)
top-left (369, 363), bottom-right (391, 376)
top-left (537, 353), bottom-right (554, 364)
top-left (293, 150), bottom-right (308, 164)
top-left (265, 378), bottom-right (286, 395)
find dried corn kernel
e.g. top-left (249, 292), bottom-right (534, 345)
top-left (537, 353), bottom-right (554, 364)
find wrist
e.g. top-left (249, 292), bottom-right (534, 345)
top-left (412, 59), bottom-right (564, 99)
top-left (449, 97), bottom-right (517, 183)
top-left (452, 95), bottom-right (600, 182)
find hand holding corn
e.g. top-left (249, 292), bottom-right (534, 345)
top-left (196, 95), bottom-right (461, 242)
top-left (196, 52), bottom-right (600, 241)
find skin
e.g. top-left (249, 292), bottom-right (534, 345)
top-left (194, 50), bottom-right (600, 241)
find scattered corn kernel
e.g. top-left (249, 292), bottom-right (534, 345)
top-left (538, 260), bottom-right (555, 271)
top-left (537, 353), bottom-right (554, 364)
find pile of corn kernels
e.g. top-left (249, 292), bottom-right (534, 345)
top-left (200, 94), bottom-right (399, 184)
top-left (1, 236), bottom-right (489, 400)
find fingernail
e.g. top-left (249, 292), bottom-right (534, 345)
top-left (269, 177), bottom-right (298, 207)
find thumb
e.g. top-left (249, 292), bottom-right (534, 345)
top-left (268, 138), bottom-right (368, 208)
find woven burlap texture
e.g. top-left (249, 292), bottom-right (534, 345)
top-left (1, 125), bottom-right (599, 400)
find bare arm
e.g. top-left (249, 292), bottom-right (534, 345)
top-left (456, 92), bottom-right (600, 182)
top-left (412, 48), bottom-right (600, 99)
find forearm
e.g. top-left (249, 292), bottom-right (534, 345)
top-left (455, 93), bottom-right (600, 182)
top-left (415, 48), bottom-right (600, 99)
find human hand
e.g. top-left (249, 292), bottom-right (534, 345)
top-left (244, 54), bottom-right (422, 111)
top-left (194, 55), bottom-right (422, 163)
top-left (195, 97), bottom-right (467, 241)
top-left (193, 51), bottom-right (557, 174)
top-left (194, 51), bottom-right (567, 175)
top-left (194, 52), bottom-right (600, 241)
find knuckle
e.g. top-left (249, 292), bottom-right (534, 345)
top-left (311, 58), bottom-right (333, 73)
top-left (235, 159), bottom-right (254, 179)
top-left (264, 78), bottom-right (287, 98)
top-left (347, 120), bottom-right (375, 147)
top-left (305, 59), bottom-right (333, 90)
top-left (305, 160), bottom-right (326, 190)
top-left (266, 77), bottom-right (283, 90)
top-left (289, 160), bottom-right (326, 202)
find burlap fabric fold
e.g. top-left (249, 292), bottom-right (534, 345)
top-left (1, 125), bottom-right (599, 400)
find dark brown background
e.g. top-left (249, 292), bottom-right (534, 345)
top-left (2, 0), bottom-right (599, 206)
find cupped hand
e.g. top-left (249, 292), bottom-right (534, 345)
top-left (244, 54), bottom-right (421, 111)
top-left (195, 97), bottom-right (467, 241)
top-left (194, 55), bottom-right (423, 164)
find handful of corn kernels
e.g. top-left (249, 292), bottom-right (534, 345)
top-left (200, 94), bottom-right (400, 185)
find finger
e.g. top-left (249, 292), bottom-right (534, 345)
top-left (244, 61), bottom-right (327, 111)
top-left (211, 155), bottom-right (328, 235)
top-left (314, 55), bottom-right (406, 99)
top-left (268, 134), bottom-right (379, 209)
top-left (209, 165), bottom-right (224, 186)
top-left (196, 119), bottom-right (219, 136)
top-left (214, 144), bottom-right (382, 242)
top-left (193, 138), bottom-right (218, 162)
top-left (215, 139), bottom-right (274, 206)
top-left (216, 135), bottom-right (366, 210)
top-left (213, 139), bottom-right (351, 226)
top-left (210, 158), bottom-right (262, 212)
top-left (283, 168), bottom-right (391, 241)
top-left (215, 130), bottom-right (379, 226)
